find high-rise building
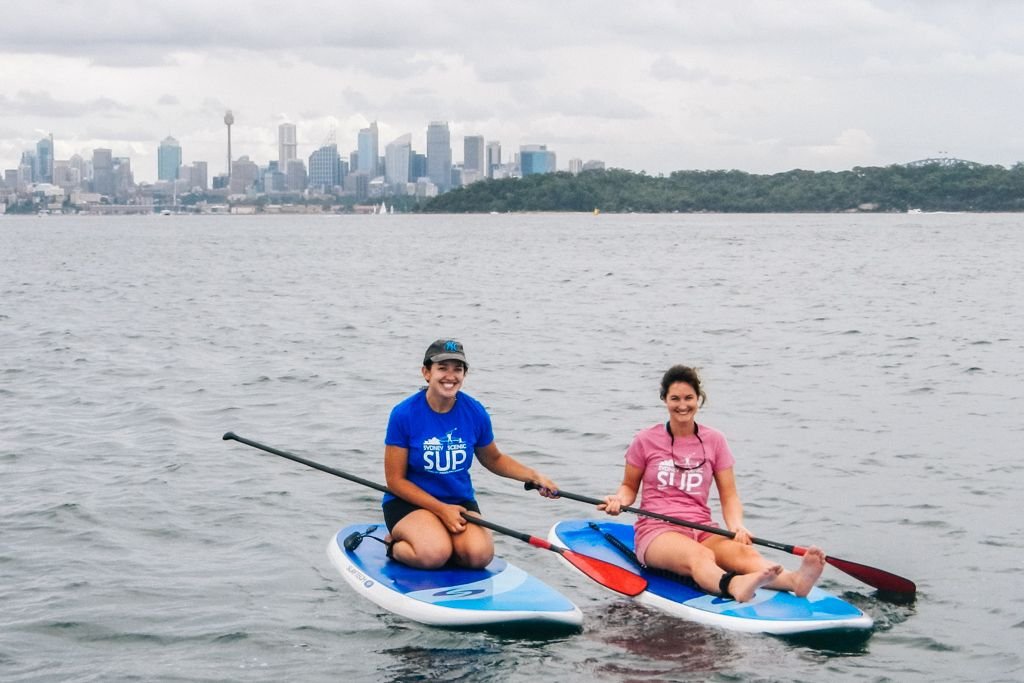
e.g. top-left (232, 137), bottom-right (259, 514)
top-left (520, 144), bottom-right (557, 176)
top-left (426, 121), bottom-right (452, 193)
top-left (357, 121), bottom-right (379, 177)
top-left (344, 171), bottom-right (370, 201)
top-left (485, 141), bottom-right (501, 179)
top-left (308, 144), bottom-right (341, 191)
top-left (51, 160), bottom-right (67, 185)
top-left (113, 157), bottom-right (134, 199)
top-left (385, 134), bottom-right (412, 189)
top-left (69, 154), bottom-right (87, 183)
top-left (177, 165), bottom-right (194, 191)
top-left (20, 151), bottom-right (36, 183)
top-left (36, 137), bottom-right (53, 184)
top-left (229, 156), bottom-right (259, 194)
top-left (568, 158), bottom-right (583, 175)
top-left (279, 123), bottom-right (297, 168)
top-left (158, 136), bottom-right (182, 181)
top-left (191, 161), bottom-right (208, 190)
top-left (410, 152), bottom-right (427, 181)
top-left (92, 148), bottom-right (115, 196)
top-left (463, 135), bottom-right (485, 175)
top-left (285, 159), bottom-right (307, 192)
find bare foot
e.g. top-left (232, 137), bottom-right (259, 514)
top-left (727, 564), bottom-right (782, 602)
top-left (791, 546), bottom-right (826, 597)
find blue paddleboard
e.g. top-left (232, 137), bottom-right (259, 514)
top-left (327, 523), bottom-right (583, 629)
top-left (549, 519), bottom-right (873, 635)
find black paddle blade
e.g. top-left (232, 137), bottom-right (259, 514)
top-left (826, 554), bottom-right (916, 600)
top-left (560, 549), bottom-right (648, 597)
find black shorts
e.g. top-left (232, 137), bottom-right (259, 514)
top-left (382, 498), bottom-right (481, 532)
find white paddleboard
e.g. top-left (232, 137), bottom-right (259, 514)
top-left (327, 523), bottom-right (583, 630)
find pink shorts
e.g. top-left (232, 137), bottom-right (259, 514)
top-left (634, 519), bottom-right (718, 566)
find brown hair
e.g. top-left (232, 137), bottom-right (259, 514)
top-left (659, 365), bottom-right (707, 405)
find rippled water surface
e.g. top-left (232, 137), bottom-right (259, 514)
top-left (2, 213), bottom-right (1022, 682)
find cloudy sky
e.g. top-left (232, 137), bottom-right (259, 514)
top-left (3, 1), bottom-right (1023, 182)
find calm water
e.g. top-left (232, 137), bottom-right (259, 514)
top-left (2, 213), bottom-right (1021, 682)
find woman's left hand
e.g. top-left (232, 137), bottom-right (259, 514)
top-left (731, 526), bottom-right (753, 545)
top-left (529, 474), bottom-right (560, 499)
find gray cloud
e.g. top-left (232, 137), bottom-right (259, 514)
top-left (543, 89), bottom-right (650, 121)
top-left (4, 2), bottom-right (1024, 178)
top-left (0, 91), bottom-right (134, 118)
top-left (650, 56), bottom-right (714, 83)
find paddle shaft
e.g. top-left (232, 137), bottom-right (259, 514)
top-left (223, 432), bottom-right (647, 595)
top-left (529, 483), bottom-right (917, 597)
top-left (541, 486), bottom-right (798, 552)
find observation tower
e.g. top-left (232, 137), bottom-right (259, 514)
top-left (224, 110), bottom-right (234, 180)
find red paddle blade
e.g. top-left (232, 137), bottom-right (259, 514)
top-left (826, 554), bottom-right (917, 598)
top-left (561, 549), bottom-right (648, 596)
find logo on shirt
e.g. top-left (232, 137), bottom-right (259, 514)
top-left (656, 458), bottom-right (705, 492)
top-left (422, 429), bottom-right (468, 474)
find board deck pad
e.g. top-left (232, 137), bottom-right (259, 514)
top-left (327, 523), bottom-right (583, 629)
top-left (550, 519), bottom-right (873, 635)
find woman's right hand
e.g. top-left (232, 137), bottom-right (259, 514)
top-left (436, 504), bottom-right (469, 534)
top-left (598, 495), bottom-right (624, 516)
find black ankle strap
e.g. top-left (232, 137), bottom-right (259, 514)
top-left (719, 570), bottom-right (737, 600)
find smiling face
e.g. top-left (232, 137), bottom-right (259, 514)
top-left (664, 381), bottom-right (700, 430)
top-left (422, 360), bottom-right (466, 404)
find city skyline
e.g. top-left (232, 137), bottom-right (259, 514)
top-left (3, 3), bottom-right (1024, 182)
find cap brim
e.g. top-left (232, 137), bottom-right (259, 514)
top-left (428, 353), bottom-right (468, 365)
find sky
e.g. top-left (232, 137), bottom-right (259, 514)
top-left (3, 1), bottom-right (1024, 183)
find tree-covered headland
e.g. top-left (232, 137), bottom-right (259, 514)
top-left (421, 160), bottom-right (1024, 213)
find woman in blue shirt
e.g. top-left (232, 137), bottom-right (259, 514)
top-left (383, 339), bottom-right (559, 569)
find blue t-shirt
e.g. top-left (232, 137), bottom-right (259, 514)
top-left (383, 389), bottom-right (495, 505)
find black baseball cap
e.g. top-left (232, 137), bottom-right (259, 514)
top-left (424, 339), bottom-right (468, 367)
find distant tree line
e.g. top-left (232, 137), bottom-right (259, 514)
top-left (420, 162), bottom-right (1024, 213)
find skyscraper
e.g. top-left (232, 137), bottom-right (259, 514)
top-left (410, 152), bottom-right (427, 181)
top-left (285, 159), bottom-right (307, 192)
top-left (385, 134), bottom-right (412, 189)
top-left (279, 123), bottom-right (297, 168)
top-left (463, 135), bottom-right (485, 175)
top-left (191, 161), bottom-right (208, 190)
top-left (357, 122), bottom-right (379, 177)
top-left (92, 148), bottom-right (114, 196)
top-left (520, 144), bottom-right (556, 176)
top-left (36, 136), bottom-right (53, 184)
top-left (485, 141), bottom-right (501, 179)
top-left (308, 144), bottom-right (341, 191)
top-left (426, 121), bottom-right (452, 193)
top-left (20, 151), bottom-right (36, 183)
top-left (229, 156), bottom-right (259, 194)
top-left (158, 136), bottom-right (182, 181)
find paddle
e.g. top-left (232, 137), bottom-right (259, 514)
top-left (222, 432), bottom-right (647, 597)
top-left (526, 483), bottom-right (916, 600)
